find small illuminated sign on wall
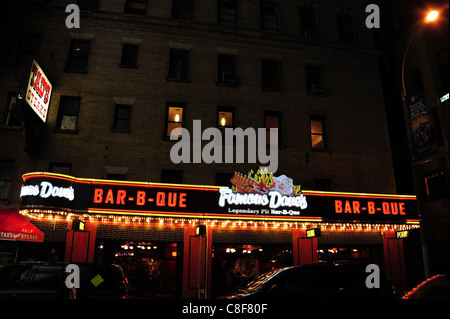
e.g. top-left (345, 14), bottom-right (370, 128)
top-left (306, 228), bottom-right (321, 238)
top-left (25, 59), bottom-right (52, 123)
top-left (440, 93), bottom-right (449, 103)
top-left (396, 230), bottom-right (409, 239)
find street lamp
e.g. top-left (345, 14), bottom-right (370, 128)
top-left (425, 10), bottom-right (439, 23)
top-left (400, 9), bottom-right (440, 279)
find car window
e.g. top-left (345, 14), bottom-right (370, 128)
top-left (28, 265), bottom-right (64, 289)
top-left (0, 265), bottom-right (33, 289)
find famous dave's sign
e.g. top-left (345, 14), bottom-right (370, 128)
top-left (19, 172), bottom-right (418, 223)
top-left (25, 59), bottom-right (52, 123)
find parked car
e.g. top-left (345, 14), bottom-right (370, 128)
top-left (219, 262), bottom-right (395, 299)
top-left (402, 274), bottom-right (449, 299)
top-left (0, 262), bottom-right (131, 299)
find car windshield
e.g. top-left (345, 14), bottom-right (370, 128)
top-left (244, 267), bottom-right (291, 292)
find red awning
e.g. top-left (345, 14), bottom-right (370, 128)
top-left (0, 210), bottom-right (44, 242)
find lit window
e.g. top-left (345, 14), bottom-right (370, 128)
top-left (165, 103), bottom-right (185, 138)
top-left (310, 117), bottom-right (327, 149)
top-left (265, 111), bottom-right (282, 146)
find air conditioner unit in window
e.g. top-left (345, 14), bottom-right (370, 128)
top-left (311, 83), bottom-right (325, 94)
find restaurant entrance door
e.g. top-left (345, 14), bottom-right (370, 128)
top-left (211, 243), bottom-right (293, 298)
top-left (96, 240), bottom-right (182, 298)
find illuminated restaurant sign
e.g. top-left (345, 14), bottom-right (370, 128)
top-left (218, 170), bottom-right (307, 216)
top-left (20, 172), bottom-right (418, 223)
top-left (25, 59), bottom-right (52, 123)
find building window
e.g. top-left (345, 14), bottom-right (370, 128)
top-left (217, 106), bottom-right (234, 130)
top-left (217, 54), bottom-right (237, 86)
top-left (260, 2), bottom-right (278, 31)
top-left (306, 65), bottom-right (325, 95)
top-left (165, 102), bottom-right (185, 138)
top-left (161, 169), bottom-right (183, 184)
top-left (423, 169), bottom-right (448, 201)
top-left (300, 7), bottom-right (318, 38)
top-left (55, 96), bottom-right (81, 133)
top-left (78, 0), bottom-right (99, 11)
top-left (314, 178), bottom-right (332, 191)
top-left (337, 14), bottom-right (355, 44)
top-left (172, 0), bottom-right (193, 21)
top-left (49, 162), bottom-right (72, 175)
top-left (168, 49), bottom-right (189, 81)
top-left (264, 111), bottom-right (282, 146)
top-left (217, 0), bottom-right (237, 26)
top-left (262, 59), bottom-right (281, 90)
top-left (0, 160), bottom-right (14, 201)
top-left (1, 93), bottom-right (21, 128)
top-left (15, 33), bottom-right (40, 66)
top-left (113, 104), bottom-right (132, 132)
top-left (124, 0), bottom-right (147, 15)
top-left (65, 39), bottom-right (90, 73)
top-left (310, 116), bottom-right (327, 150)
top-left (120, 44), bottom-right (138, 68)
top-left (216, 172), bottom-right (233, 186)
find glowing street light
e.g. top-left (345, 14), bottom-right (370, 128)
top-left (425, 10), bottom-right (439, 23)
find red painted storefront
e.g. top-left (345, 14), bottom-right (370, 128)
top-left (18, 172), bottom-right (420, 297)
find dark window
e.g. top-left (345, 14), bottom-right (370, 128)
top-left (300, 7), bottom-right (318, 37)
top-left (107, 174), bottom-right (126, 181)
top-left (124, 0), bottom-right (147, 15)
top-left (168, 49), bottom-right (189, 81)
top-left (112, 104), bottom-right (132, 132)
top-left (65, 40), bottom-right (90, 73)
top-left (218, 0), bottom-right (237, 26)
top-left (172, 0), bottom-right (193, 21)
top-left (49, 163), bottom-right (72, 175)
top-left (310, 116), bottom-right (327, 150)
top-left (423, 169), bottom-right (448, 201)
top-left (78, 0), bottom-right (100, 11)
top-left (120, 44), bottom-right (138, 68)
top-left (306, 65), bottom-right (325, 95)
top-left (262, 59), bottom-right (281, 90)
top-left (411, 69), bottom-right (424, 96)
top-left (1, 92), bottom-right (21, 127)
top-left (314, 178), bottom-right (332, 191)
top-left (161, 169), bottom-right (183, 184)
top-left (15, 34), bottom-right (40, 65)
top-left (218, 54), bottom-right (237, 86)
top-left (0, 160), bottom-right (14, 201)
top-left (215, 172), bottom-right (233, 186)
top-left (264, 111), bottom-right (282, 146)
top-left (55, 96), bottom-right (81, 132)
top-left (28, 266), bottom-right (63, 289)
top-left (337, 14), bottom-right (355, 44)
top-left (261, 2), bottom-right (278, 31)
top-left (0, 265), bottom-right (33, 289)
top-left (165, 102), bottom-right (185, 138)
